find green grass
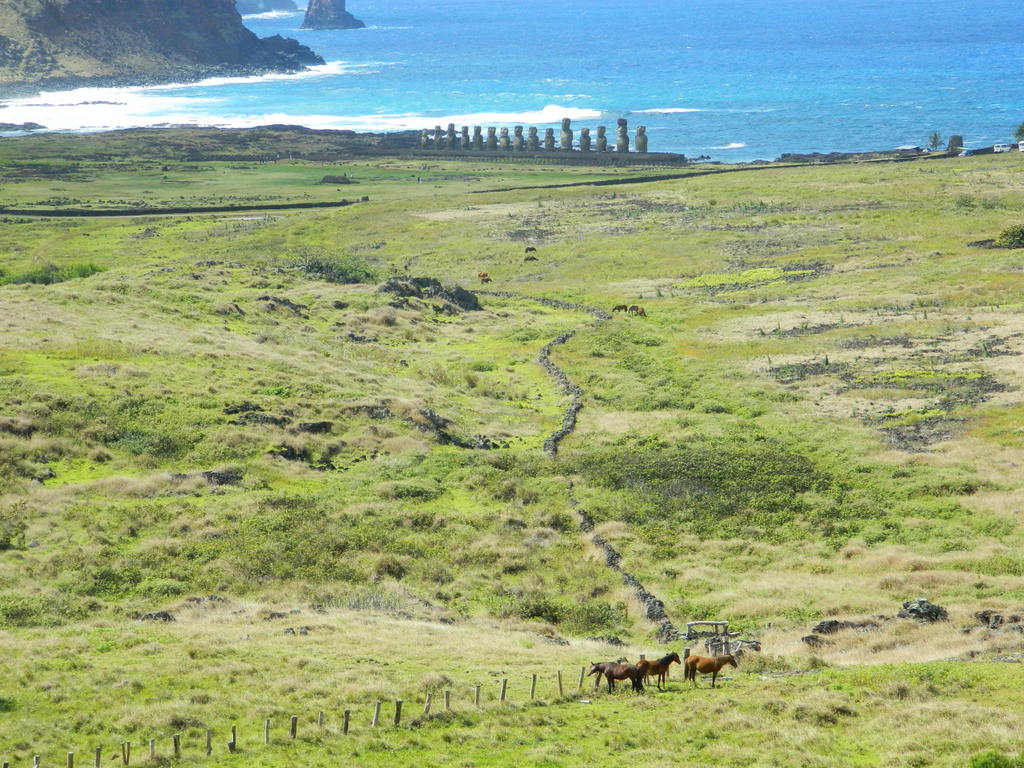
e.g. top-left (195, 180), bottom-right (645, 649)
top-left (4, 131), bottom-right (1024, 766)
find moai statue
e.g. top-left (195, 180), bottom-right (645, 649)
top-left (446, 123), bottom-right (458, 150)
top-left (486, 127), bottom-right (498, 150)
top-left (635, 125), bottom-right (648, 153)
top-left (560, 117), bottom-right (573, 151)
top-left (616, 118), bottom-right (629, 153)
top-left (948, 134), bottom-right (964, 153)
top-left (460, 126), bottom-right (470, 150)
top-left (433, 125), bottom-right (445, 149)
top-left (579, 127), bottom-right (591, 152)
top-left (499, 127), bottom-right (510, 150)
top-left (596, 126), bottom-right (608, 152)
top-left (513, 125), bottom-right (525, 151)
top-left (472, 126), bottom-right (484, 150)
top-left (419, 129), bottom-right (429, 149)
top-left (527, 127), bottom-right (540, 151)
top-left (543, 128), bottom-right (555, 151)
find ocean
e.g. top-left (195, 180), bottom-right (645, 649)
top-left (1, 0), bottom-right (1022, 161)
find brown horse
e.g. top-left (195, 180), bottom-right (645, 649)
top-left (478, 272), bottom-right (492, 284)
top-left (587, 661), bottom-right (645, 693)
top-left (627, 304), bottom-right (640, 314)
top-left (637, 652), bottom-right (681, 690)
top-left (683, 654), bottom-right (737, 688)
top-left (634, 306), bottom-right (647, 317)
top-left (612, 304), bottom-right (629, 313)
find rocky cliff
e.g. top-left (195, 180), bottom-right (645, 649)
top-left (0, 0), bottom-right (323, 87)
top-left (302, 0), bottom-right (365, 30)
top-left (236, 0), bottom-right (298, 14)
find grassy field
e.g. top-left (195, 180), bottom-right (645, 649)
top-left (2, 131), bottom-right (1024, 767)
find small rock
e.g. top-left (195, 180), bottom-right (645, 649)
top-left (801, 634), bottom-right (830, 648)
top-left (897, 598), bottom-right (948, 623)
top-left (265, 611), bottom-right (288, 620)
top-left (140, 611), bottom-right (175, 622)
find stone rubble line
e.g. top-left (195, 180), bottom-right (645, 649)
top-left (481, 291), bottom-right (682, 643)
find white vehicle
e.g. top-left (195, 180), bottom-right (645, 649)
top-left (994, 143), bottom-right (1013, 153)
top-left (1019, 142), bottom-right (1024, 152)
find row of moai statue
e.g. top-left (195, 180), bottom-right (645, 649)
top-left (419, 118), bottom-right (648, 153)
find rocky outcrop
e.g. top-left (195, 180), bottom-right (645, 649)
top-left (0, 0), bottom-right (323, 86)
top-left (236, 0), bottom-right (298, 14)
top-left (302, 0), bottom-right (366, 29)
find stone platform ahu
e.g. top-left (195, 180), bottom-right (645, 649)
top-left (419, 117), bottom-right (650, 154)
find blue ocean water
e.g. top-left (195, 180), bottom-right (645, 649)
top-left (2, 0), bottom-right (1023, 161)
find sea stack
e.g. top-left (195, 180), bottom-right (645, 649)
top-left (302, 0), bottom-right (366, 29)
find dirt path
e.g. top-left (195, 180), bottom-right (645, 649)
top-left (484, 290), bottom-right (683, 643)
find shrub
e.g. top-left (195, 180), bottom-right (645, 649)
top-left (296, 252), bottom-right (376, 284)
top-left (969, 751), bottom-right (1024, 768)
top-left (0, 502), bottom-right (27, 551)
top-left (995, 224), bottom-right (1024, 248)
top-left (1, 262), bottom-right (103, 285)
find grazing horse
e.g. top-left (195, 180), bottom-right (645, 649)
top-left (587, 662), bottom-right (645, 693)
top-left (524, 255), bottom-right (538, 262)
top-left (637, 652), bottom-right (681, 690)
top-left (477, 272), bottom-right (492, 284)
top-left (612, 304), bottom-right (629, 313)
top-left (627, 305), bottom-right (640, 314)
top-left (683, 654), bottom-right (738, 688)
top-left (525, 246), bottom-right (537, 253)
top-left (634, 306), bottom-right (647, 317)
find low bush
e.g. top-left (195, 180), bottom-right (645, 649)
top-left (0, 262), bottom-right (103, 285)
top-left (995, 224), bottom-right (1024, 248)
top-left (295, 252), bottom-right (376, 284)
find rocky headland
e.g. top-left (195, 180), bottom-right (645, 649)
top-left (0, 0), bottom-right (323, 92)
top-left (302, 0), bottom-right (366, 30)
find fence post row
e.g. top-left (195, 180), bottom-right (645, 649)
top-left (11, 666), bottom-right (660, 761)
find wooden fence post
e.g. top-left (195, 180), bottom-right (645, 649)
top-left (557, 670), bottom-right (564, 697)
top-left (444, 690), bottom-right (451, 711)
top-left (227, 725), bottom-right (237, 753)
top-left (424, 693), bottom-right (432, 715)
top-left (578, 666), bottom-right (585, 690)
top-left (684, 647), bottom-right (690, 660)
top-left (371, 701), bottom-right (382, 728)
top-left (530, 674), bottom-right (537, 700)
top-left (4, 760), bottom-right (9, 768)
top-left (172, 735), bottom-right (180, 759)
top-left (94, 747), bottom-right (102, 768)
top-left (33, 757), bottom-right (40, 768)
top-left (393, 700), bottom-right (403, 727)
top-left (318, 711), bottom-right (324, 730)
top-left (289, 716), bottom-right (298, 739)
top-left (342, 710), bottom-right (351, 735)
top-left (206, 730), bottom-right (212, 756)
top-left (474, 684), bottom-right (481, 708)
top-left (67, 753), bottom-right (74, 768)
top-left (499, 679), bottom-right (508, 703)
top-left (148, 740), bottom-right (155, 760)
top-left (263, 719), bottom-right (270, 746)
top-left (121, 743), bottom-right (130, 767)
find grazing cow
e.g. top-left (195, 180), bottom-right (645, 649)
top-left (612, 305), bottom-right (629, 313)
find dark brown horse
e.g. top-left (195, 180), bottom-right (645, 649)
top-left (587, 661), bottom-right (645, 693)
top-left (683, 654), bottom-right (737, 688)
top-left (634, 306), bottom-right (647, 317)
top-left (627, 304), bottom-right (640, 314)
top-left (637, 652), bottom-right (681, 690)
top-left (612, 304), bottom-right (629, 313)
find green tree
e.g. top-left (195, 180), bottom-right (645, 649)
top-left (1014, 122), bottom-right (1024, 143)
top-left (928, 132), bottom-right (943, 150)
